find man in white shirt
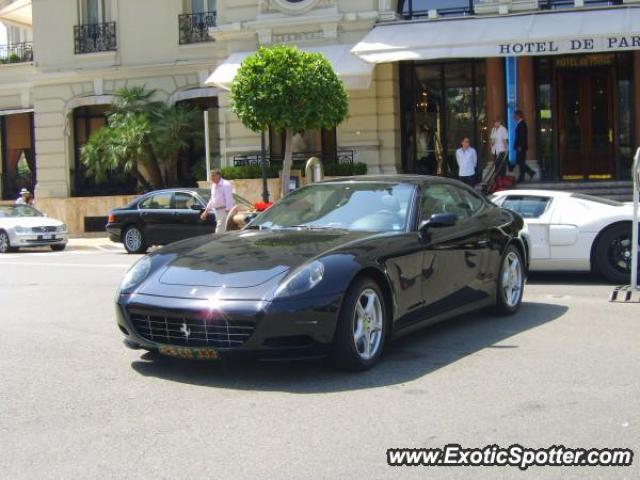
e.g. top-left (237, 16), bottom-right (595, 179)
top-left (15, 188), bottom-right (30, 205)
top-left (455, 137), bottom-right (477, 187)
top-left (490, 118), bottom-right (509, 177)
top-left (200, 169), bottom-right (234, 233)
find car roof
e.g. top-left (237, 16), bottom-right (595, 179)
top-left (319, 174), bottom-right (462, 187)
top-left (492, 189), bottom-right (570, 197)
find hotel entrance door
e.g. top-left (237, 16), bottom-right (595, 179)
top-left (557, 68), bottom-right (614, 180)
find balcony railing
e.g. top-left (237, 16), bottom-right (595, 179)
top-left (0, 42), bottom-right (33, 64)
top-left (74, 22), bottom-right (117, 54)
top-left (539, 0), bottom-right (622, 8)
top-left (398, 0), bottom-right (475, 19)
top-left (178, 11), bottom-right (216, 45)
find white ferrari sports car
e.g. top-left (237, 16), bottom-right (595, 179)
top-left (490, 190), bottom-right (636, 283)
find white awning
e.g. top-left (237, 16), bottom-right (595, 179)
top-left (0, 0), bottom-right (32, 28)
top-left (206, 43), bottom-right (374, 91)
top-left (351, 7), bottom-right (640, 63)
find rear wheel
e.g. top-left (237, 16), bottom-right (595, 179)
top-left (51, 244), bottom-right (66, 252)
top-left (328, 277), bottom-right (387, 371)
top-left (494, 245), bottom-right (525, 315)
top-left (123, 226), bottom-right (147, 254)
top-left (0, 231), bottom-right (17, 253)
top-left (594, 223), bottom-right (635, 284)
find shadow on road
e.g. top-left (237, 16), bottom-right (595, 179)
top-left (527, 271), bottom-right (610, 286)
top-left (130, 301), bottom-right (568, 392)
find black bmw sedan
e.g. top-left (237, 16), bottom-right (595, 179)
top-left (106, 188), bottom-right (252, 253)
top-left (116, 176), bottom-right (528, 370)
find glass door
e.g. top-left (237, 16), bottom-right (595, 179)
top-left (557, 68), bottom-right (614, 180)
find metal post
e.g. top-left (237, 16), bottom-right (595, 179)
top-left (632, 147), bottom-right (640, 290)
top-left (204, 110), bottom-right (211, 180)
top-left (260, 129), bottom-right (269, 202)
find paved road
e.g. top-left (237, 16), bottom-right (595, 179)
top-left (1, 246), bottom-right (638, 479)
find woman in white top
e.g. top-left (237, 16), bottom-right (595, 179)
top-left (490, 118), bottom-right (509, 177)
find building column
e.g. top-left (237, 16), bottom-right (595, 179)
top-left (634, 52), bottom-right (640, 152)
top-left (485, 58), bottom-right (505, 154)
top-left (517, 57), bottom-right (537, 163)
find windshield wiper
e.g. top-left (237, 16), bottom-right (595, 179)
top-left (281, 224), bottom-right (346, 231)
top-left (244, 224), bottom-right (269, 230)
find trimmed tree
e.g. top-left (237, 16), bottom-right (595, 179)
top-left (81, 87), bottom-right (200, 190)
top-left (230, 45), bottom-right (349, 197)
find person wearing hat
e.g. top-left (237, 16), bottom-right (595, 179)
top-left (15, 188), bottom-right (33, 205)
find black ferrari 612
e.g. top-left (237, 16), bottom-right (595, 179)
top-left (115, 176), bottom-right (528, 370)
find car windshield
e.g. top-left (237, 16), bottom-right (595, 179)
top-left (249, 182), bottom-right (415, 232)
top-left (0, 205), bottom-right (44, 218)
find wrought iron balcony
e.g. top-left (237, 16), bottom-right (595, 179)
top-left (74, 22), bottom-right (117, 54)
top-left (0, 42), bottom-right (33, 64)
top-left (398, 0), bottom-right (475, 19)
top-left (178, 11), bottom-right (216, 45)
top-left (539, 0), bottom-right (622, 8)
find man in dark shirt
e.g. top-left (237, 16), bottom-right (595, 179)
top-left (514, 110), bottom-right (536, 182)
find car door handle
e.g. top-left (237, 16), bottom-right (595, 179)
top-left (478, 239), bottom-right (489, 246)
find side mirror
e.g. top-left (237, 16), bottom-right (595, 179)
top-left (419, 213), bottom-right (457, 234)
top-left (190, 204), bottom-right (205, 211)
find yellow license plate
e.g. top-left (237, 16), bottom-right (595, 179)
top-left (158, 346), bottom-right (219, 360)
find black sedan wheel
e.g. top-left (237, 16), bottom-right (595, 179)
top-left (0, 231), bottom-right (16, 253)
top-left (495, 246), bottom-right (524, 315)
top-left (595, 223), bottom-right (635, 284)
top-left (123, 226), bottom-right (148, 254)
top-left (329, 277), bottom-right (387, 371)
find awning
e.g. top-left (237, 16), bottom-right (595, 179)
top-left (0, 0), bottom-right (32, 28)
top-left (206, 43), bottom-right (374, 90)
top-left (351, 7), bottom-right (640, 63)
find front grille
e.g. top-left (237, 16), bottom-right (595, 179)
top-left (127, 308), bottom-right (255, 348)
top-left (31, 226), bottom-right (57, 233)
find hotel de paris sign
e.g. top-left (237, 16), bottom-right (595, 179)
top-left (498, 35), bottom-right (640, 56)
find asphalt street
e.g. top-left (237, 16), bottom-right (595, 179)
top-left (0, 244), bottom-right (638, 480)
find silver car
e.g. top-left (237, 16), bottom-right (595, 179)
top-left (0, 205), bottom-right (68, 253)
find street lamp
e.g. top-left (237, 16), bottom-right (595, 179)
top-left (260, 129), bottom-right (270, 202)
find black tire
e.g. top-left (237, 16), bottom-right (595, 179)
top-left (122, 225), bottom-right (148, 254)
top-left (328, 277), bottom-right (388, 371)
top-left (51, 244), bottom-right (66, 251)
top-left (494, 245), bottom-right (525, 315)
top-left (0, 230), bottom-right (17, 253)
top-left (594, 223), bottom-right (635, 284)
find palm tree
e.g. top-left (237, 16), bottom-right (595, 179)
top-left (81, 87), bottom-right (200, 190)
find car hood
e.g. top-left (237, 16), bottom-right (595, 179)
top-left (0, 217), bottom-right (63, 228)
top-left (157, 229), bottom-right (371, 288)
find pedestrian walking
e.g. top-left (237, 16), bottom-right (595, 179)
top-left (456, 137), bottom-right (477, 187)
top-left (513, 110), bottom-right (536, 182)
top-left (200, 169), bottom-right (234, 233)
top-left (490, 118), bottom-right (509, 177)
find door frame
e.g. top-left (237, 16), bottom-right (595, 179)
top-left (555, 65), bottom-right (615, 180)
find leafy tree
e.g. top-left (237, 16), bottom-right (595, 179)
top-left (230, 45), bottom-right (349, 196)
top-left (81, 87), bottom-right (200, 189)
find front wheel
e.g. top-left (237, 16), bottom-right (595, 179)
top-left (328, 277), bottom-right (387, 371)
top-left (123, 226), bottom-right (148, 254)
top-left (0, 231), bottom-right (17, 253)
top-left (51, 244), bottom-right (66, 251)
top-left (494, 245), bottom-right (525, 315)
top-left (594, 223), bottom-right (636, 284)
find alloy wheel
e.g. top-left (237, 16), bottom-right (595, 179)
top-left (502, 251), bottom-right (522, 308)
top-left (125, 228), bottom-right (142, 252)
top-left (0, 232), bottom-right (9, 253)
top-left (608, 234), bottom-right (633, 274)
top-left (352, 288), bottom-right (383, 360)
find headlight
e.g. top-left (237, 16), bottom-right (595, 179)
top-left (274, 260), bottom-right (324, 298)
top-left (57, 224), bottom-right (68, 233)
top-left (14, 226), bottom-right (28, 234)
top-left (119, 256), bottom-right (152, 292)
